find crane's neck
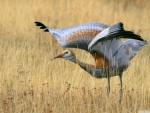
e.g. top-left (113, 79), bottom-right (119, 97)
top-left (68, 56), bottom-right (77, 63)
top-left (69, 58), bottom-right (88, 66)
top-left (68, 58), bottom-right (107, 78)
top-left (67, 57), bottom-right (123, 79)
top-left (68, 57), bottom-right (93, 70)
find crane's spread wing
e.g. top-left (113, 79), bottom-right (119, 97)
top-left (112, 39), bottom-right (147, 69)
top-left (35, 22), bottom-right (109, 51)
top-left (88, 22), bottom-right (145, 68)
top-left (88, 22), bottom-right (144, 50)
top-left (90, 39), bottom-right (147, 69)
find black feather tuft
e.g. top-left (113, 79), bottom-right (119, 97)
top-left (44, 29), bottom-right (49, 32)
top-left (34, 22), bottom-right (45, 27)
top-left (40, 26), bottom-right (46, 29)
top-left (35, 21), bottom-right (49, 32)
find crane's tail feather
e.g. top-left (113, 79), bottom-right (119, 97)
top-left (34, 22), bottom-right (49, 32)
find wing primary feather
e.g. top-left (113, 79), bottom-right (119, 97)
top-left (40, 26), bottom-right (46, 29)
top-left (35, 22), bottom-right (45, 27)
top-left (35, 21), bottom-right (49, 32)
top-left (44, 29), bottom-right (49, 32)
top-left (108, 22), bottom-right (143, 41)
top-left (97, 31), bottom-right (143, 42)
top-left (109, 22), bottom-right (124, 34)
top-left (112, 31), bottom-right (143, 41)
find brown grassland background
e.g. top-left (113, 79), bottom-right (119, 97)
top-left (0, 0), bottom-right (150, 113)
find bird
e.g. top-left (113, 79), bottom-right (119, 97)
top-left (35, 21), bottom-right (147, 103)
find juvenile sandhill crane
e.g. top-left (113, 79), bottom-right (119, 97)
top-left (35, 22), bottom-right (147, 103)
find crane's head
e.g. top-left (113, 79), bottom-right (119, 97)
top-left (53, 50), bottom-right (76, 62)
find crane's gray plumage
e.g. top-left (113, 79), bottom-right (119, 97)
top-left (35, 21), bottom-right (147, 103)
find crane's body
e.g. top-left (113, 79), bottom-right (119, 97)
top-left (35, 21), bottom-right (147, 103)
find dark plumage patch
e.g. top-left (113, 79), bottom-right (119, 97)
top-left (35, 22), bottom-right (45, 27)
top-left (124, 44), bottom-right (130, 55)
top-left (40, 26), bottom-right (46, 29)
top-left (44, 29), bottom-right (49, 32)
top-left (34, 22), bottom-right (49, 32)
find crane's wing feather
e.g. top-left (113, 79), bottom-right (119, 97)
top-left (113, 39), bottom-right (147, 69)
top-left (103, 31), bottom-right (143, 41)
top-left (35, 22), bottom-right (109, 51)
top-left (88, 22), bottom-right (143, 49)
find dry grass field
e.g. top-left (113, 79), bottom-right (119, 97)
top-left (0, 0), bottom-right (150, 112)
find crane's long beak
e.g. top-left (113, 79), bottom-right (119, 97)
top-left (53, 53), bottom-right (64, 59)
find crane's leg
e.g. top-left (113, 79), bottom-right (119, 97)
top-left (107, 68), bottom-right (110, 97)
top-left (119, 72), bottom-right (123, 104)
top-left (107, 76), bottom-right (110, 97)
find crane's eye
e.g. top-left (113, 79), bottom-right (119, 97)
top-left (64, 52), bottom-right (68, 54)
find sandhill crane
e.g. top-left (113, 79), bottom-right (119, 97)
top-left (35, 22), bottom-right (147, 103)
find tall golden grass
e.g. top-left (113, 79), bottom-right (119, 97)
top-left (0, 0), bottom-right (150, 112)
